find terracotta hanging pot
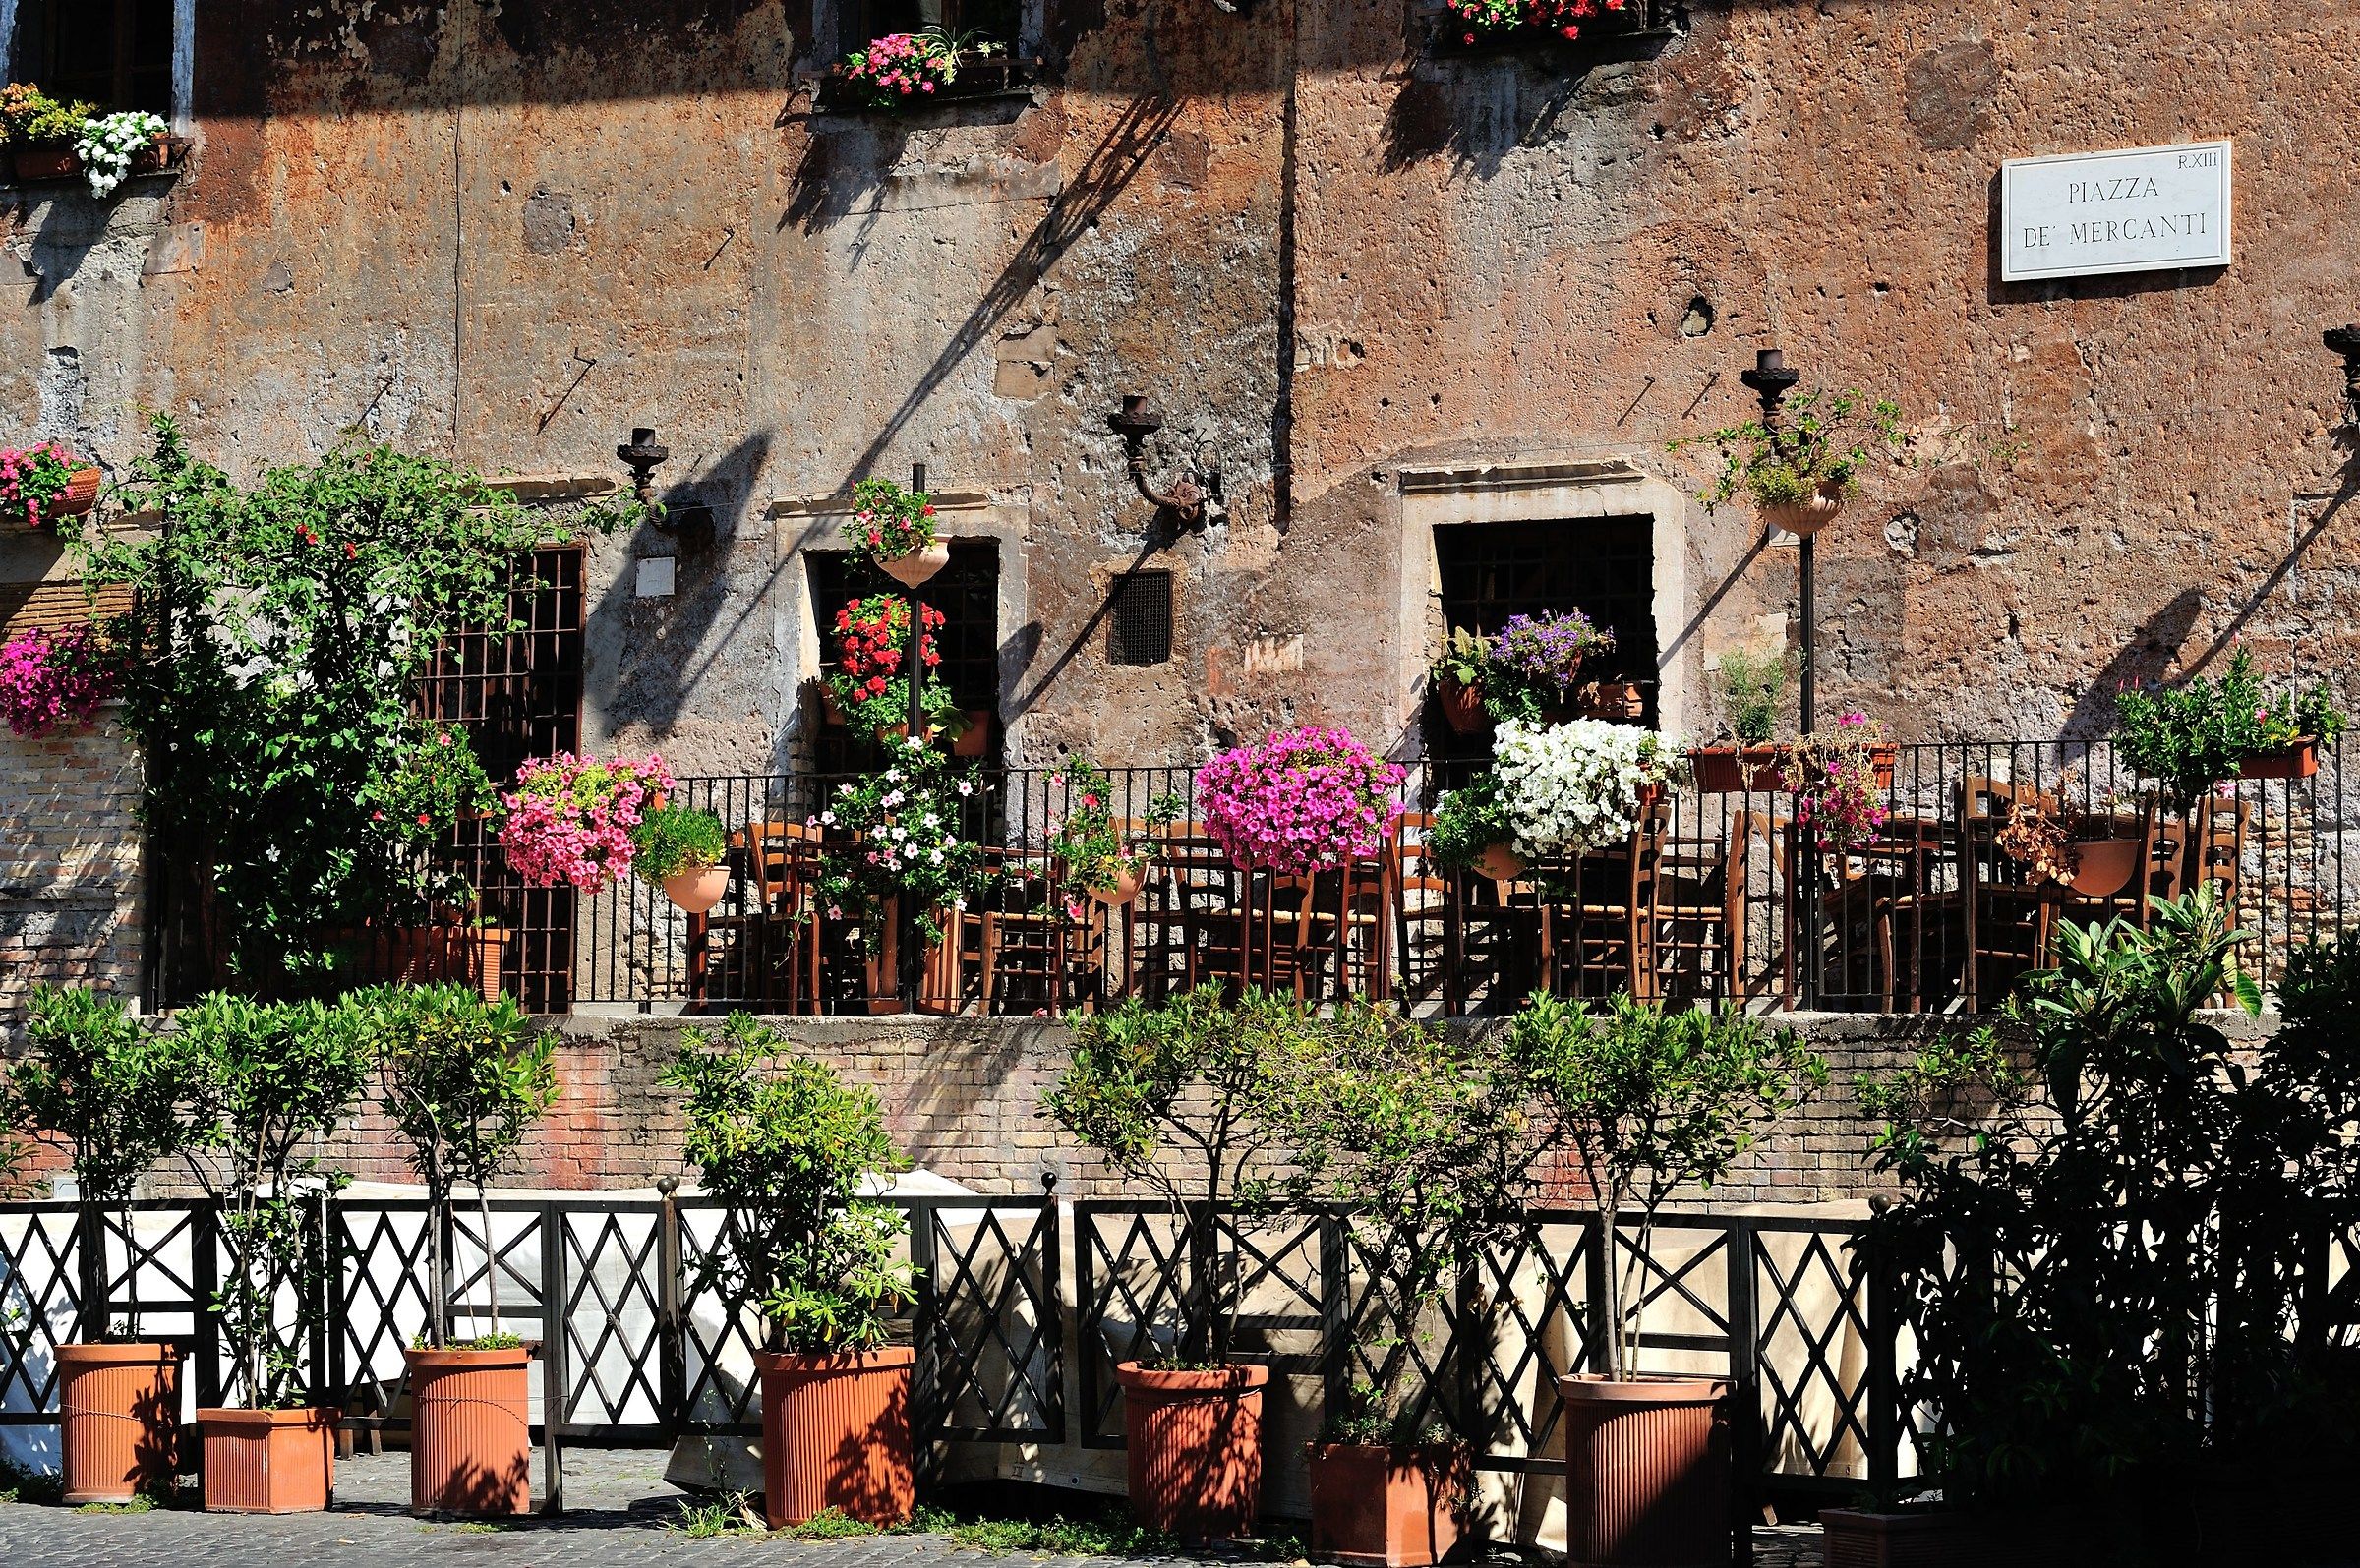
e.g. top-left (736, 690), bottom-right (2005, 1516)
top-left (53, 465), bottom-right (103, 518)
top-left (1307, 1441), bottom-right (1469, 1567)
top-left (199, 1406), bottom-right (335, 1513)
top-left (753, 1347), bottom-right (914, 1529)
top-left (663, 863), bottom-right (732, 915)
top-left (1555, 1374), bottom-right (1730, 1568)
top-left (2239, 738), bottom-right (2318, 780)
top-left (405, 1345), bottom-right (531, 1516)
top-left (56, 1342), bottom-right (181, 1504)
top-left (1472, 842), bottom-right (1526, 882)
top-left (1436, 672), bottom-right (1490, 735)
top-left (2067, 837), bottom-right (2142, 898)
top-left (953, 710), bottom-right (992, 758)
top-left (1118, 1361), bottom-right (1268, 1542)
top-left (878, 543), bottom-right (950, 588)
top-left (1090, 865), bottom-right (1146, 905)
top-left (1759, 481), bottom-right (1845, 539)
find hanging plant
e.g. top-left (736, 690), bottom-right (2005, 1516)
top-left (1484, 609), bottom-right (1616, 723)
top-left (1047, 761), bottom-right (1184, 911)
top-left (826, 594), bottom-right (956, 736)
top-left (0, 624), bottom-right (113, 738)
top-left (1672, 388), bottom-right (1906, 531)
top-left (0, 442), bottom-right (101, 528)
top-left (1490, 718), bottom-right (1686, 858)
top-left (497, 752), bottom-right (676, 891)
top-left (1781, 712), bottom-right (1892, 852)
top-left (1198, 726), bottom-right (1406, 874)
top-left (812, 741), bottom-right (995, 948)
top-left (75, 110), bottom-right (168, 200)
top-left (841, 476), bottom-right (939, 563)
top-left (836, 28), bottom-right (1003, 110)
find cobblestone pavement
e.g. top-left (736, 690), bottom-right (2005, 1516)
top-left (0, 1449), bottom-right (1825, 1567)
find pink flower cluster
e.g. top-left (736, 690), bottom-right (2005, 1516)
top-left (0, 625), bottom-right (112, 738)
top-left (498, 751), bottom-right (677, 890)
top-left (1788, 711), bottom-right (1890, 852)
top-left (841, 31), bottom-right (958, 102)
top-left (1197, 725), bottom-right (1406, 874)
top-left (0, 442), bottom-right (84, 530)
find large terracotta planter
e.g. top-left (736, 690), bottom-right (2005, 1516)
top-left (405, 1345), bottom-right (531, 1517)
top-left (1117, 1361), bottom-right (1268, 1542)
top-left (1436, 672), bottom-right (1490, 735)
top-left (1555, 1375), bottom-right (1729, 1568)
top-left (878, 543), bottom-right (951, 587)
top-left (1690, 745), bottom-right (1789, 793)
top-left (1818, 1506), bottom-right (2088, 1568)
top-left (1307, 1442), bottom-right (1469, 1567)
top-left (199, 1406), bottom-right (335, 1513)
top-left (663, 864), bottom-right (732, 915)
top-left (2239, 738), bottom-right (2318, 780)
top-left (752, 1346), bottom-right (914, 1529)
top-left (56, 1342), bottom-right (181, 1504)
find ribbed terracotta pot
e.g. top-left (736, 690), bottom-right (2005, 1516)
top-left (199, 1406), bottom-right (335, 1513)
top-left (405, 1345), bottom-right (531, 1516)
top-left (879, 543), bottom-right (951, 587)
top-left (1090, 865), bottom-right (1146, 905)
top-left (54, 465), bottom-right (102, 518)
top-left (1760, 484), bottom-right (1845, 539)
top-left (752, 1346), bottom-right (914, 1529)
top-left (1555, 1375), bottom-right (1729, 1568)
top-left (1307, 1442), bottom-right (1469, 1567)
top-left (1117, 1361), bottom-right (1268, 1542)
top-left (56, 1342), bottom-right (181, 1504)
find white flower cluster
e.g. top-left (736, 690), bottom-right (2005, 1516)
top-left (1492, 718), bottom-right (1663, 857)
top-left (75, 111), bottom-right (168, 200)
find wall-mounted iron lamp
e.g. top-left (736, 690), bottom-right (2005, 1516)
top-left (618, 427), bottom-right (673, 529)
top-left (1108, 394), bottom-right (1223, 534)
top-left (2324, 326), bottom-right (2360, 429)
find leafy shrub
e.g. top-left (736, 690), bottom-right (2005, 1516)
top-left (2115, 649), bottom-right (2347, 802)
top-left (629, 803), bottom-right (728, 884)
top-left (1426, 771), bottom-right (1512, 870)
top-left (0, 84), bottom-right (95, 149)
top-left (1710, 649), bottom-right (1790, 745)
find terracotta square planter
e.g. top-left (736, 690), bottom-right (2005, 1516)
top-left (752, 1346), bottom-right (914, 1529)
top-left (199, 1406), bottom-right (335, 1513)
top-left (1818, 1506), bottom-right (2088, 1568)
top-left (1118, 1362), bottom-right (1268, 1542)
top-left (2238, 738), bottom-right (2318, 780)
top-left (55, 1342), bottom-right (181, 1504)
top-left (1690, 746), bottom-right (1789, 793)
top-left (1307, 1441), bottom-right (1469, 1567)
top-left (404, 1345), bottom-right (531, 1516)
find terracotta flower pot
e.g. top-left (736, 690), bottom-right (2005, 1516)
top-left (11, 147), bottom-right (81, 182)
top-left (2239, 738), bottom-right (2318, 780)
top-left (1436, 672), bottom-right (1490, 735)
top-left (1867, 742), bottom-right (1898, 792)
top-left (54, 465), bottom-right (102, 518)
top-left (821, 688), bottom-right (848, 726)
top-left (953, 710), bottom-right (991, 758)
top-left (1307, 1442), bottom-right (1469, 1567)
top-left (56, 1342), bottom-right (181, 1504)
top-left (2066, 836), bottom-right (2142, 898)
top-left (1472, 842), bottom-right (1526, 882)
top-left (663, 863), bottom-right (732, 915)
top-left (199, 1406), bottom-right (335, 1513)
top-left (1760, 482), bottom-right (1845, 539)
top-left (878, 542), bottom-right (951, 587)
top-left (404, 1345), bottom-right (531, 1517)
top-left (465, 927), bottom-right (508, 1004)
top-left (1117, 1361), bottom-right (1268, 1542)
top-left (752, 1346), bottom-right (914, 1529)
top-left (1818, 1505), bottom-right (2091, 1568)
top-left (1090, 865), bottom-right (1146, 905)
top-left (1555, 1374), bottom-right (1729, 1568)
top-left (1690, 745), bottom-right (1789, 794)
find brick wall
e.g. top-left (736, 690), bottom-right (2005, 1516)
top-left (0, 711), bottom-right (145, 1030)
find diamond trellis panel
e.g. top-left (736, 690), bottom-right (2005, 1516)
top-left (1754, 1229), bottom-right (1873, 1481)
top-left (1452, 1217), bottom-right (1596, 1461)
top-left (334, 1206), bottom-right (435, 1423)
top-left (561, 1208), bottom-right (665, 1428)
top-left (921, 1202), bottom-right (1059, 1441)
top-left (0, 1209), bottom-right (82, 1420)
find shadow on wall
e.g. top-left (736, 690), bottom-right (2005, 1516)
top-left (2060, 588), bottom-right (2203, 747)
top-left (1382, 36), bottom-right (1683, 179)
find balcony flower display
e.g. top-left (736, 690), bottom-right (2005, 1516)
top-left (75, 110), bottom-right (168, 199)
top-left (1198, 726), bottom-right (1405, 875)
top-left (826, 594), bottom-right (956, 737)
top-left (0, 441), bottom-right (102, 528)
top-left (838, 28), bottom-right (1001, 111)
top-left (0, 624), bottom-right (112, 738)
top-left (1445, 0), bottom-right (1629, 45)
top-left (1047, 761), bottom-right (1184, 911)
top-left (497, 751), bottom-right (675, 891)
top-left (813, 739), bottom-right (992, 947)
top-left (2114, 649), bottom-right (2348, 796)
top-left (1489, 718), bottom-right (1686, 859)
top-left (1484, 609), bottom-right (1616, 723)
top-left (1782, 712), bottom-right (1891, 852)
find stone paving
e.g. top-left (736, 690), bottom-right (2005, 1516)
top-left (0, 1448), bottom-right (1826, 1567)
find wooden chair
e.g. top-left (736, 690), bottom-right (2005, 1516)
top-left (1648, 801), bottom-right (1751, 1006)
top-left (707, 820), bottom-right (820, 1012)
top-left (1958, 776), bottom-right (2056, 1014)
top-left (1817, 814), bottom-right (1956, 1013)
top-left (1390, 814), bottom-right (1452, 1005)
top-left (1539, 797), bottom-right (1671, 1000)
top-left (975, 847), bottom-right (1107, 1013)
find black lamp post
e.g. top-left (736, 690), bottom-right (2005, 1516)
top-left (1740, 349), bottom-right (1812, 730)
top-left (2325, 326), bottom-right (2360, 431)
top-left (873, 461), bottom-right (946, 1013)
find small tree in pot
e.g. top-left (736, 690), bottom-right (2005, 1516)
top-left (0, 986), bottom-right (193, 1504)
top-left (1295, 1003), bottom-right (1537, 1567)
top-left (664, 1014), bottom-right (917, 1528)
top-left (1504, 993), bottom-right (1823, 1568)
top-left (172, 994), bottom-right (373, 1513)
top-left (368, 983), bottom-right (558, 1517)
top-left (1045, 984), bottom-right (1330, 1540)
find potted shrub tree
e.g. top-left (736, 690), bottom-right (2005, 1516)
top-left (1044, 985), bottom-right (1332, 1540)
top-left (172, 994), bottom-right (373, 1513)
top-left (1298, 1004), bottom-right (1535, 1567)
top-left (1674, 386), bottom-right (1905, 537)
top-left (370, 984), bottom-right (560, 1517)
top-left (0, 986), bottom-right (193, 1504)
top-left (664, 1014), bottom-right (918, 1528)
top-left (1428, 627), bottom-right (1492, 736)
top-left (1689, 650), bottom-right (1792, 793)
top-left (631, 802), bottom-right (732, 915)
top-left (1504, 994), bottom-right (1824, 1568)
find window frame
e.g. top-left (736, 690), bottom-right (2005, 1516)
top-left (1, 0), bottom-right (193, 133)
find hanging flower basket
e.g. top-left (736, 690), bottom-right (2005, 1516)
top-left (1436, 670), bottom-right (1489, 734)
top-left (2064, 836), bottom-right (2143, 898)
top-left (496, 752), bottom-right (676, 891)
top-left (1198, 726), bottom-right (1405, 874)
top-left (1, 442), bottom-right (102, 529)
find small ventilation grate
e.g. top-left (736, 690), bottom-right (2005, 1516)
top-left (1108, 569), bottom-right (1174, 667)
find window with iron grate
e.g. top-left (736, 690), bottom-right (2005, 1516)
top-left (839, 0), bottom-right (1023, 49)
top-left (9, 0), bottom-right (176, 120)
top-left (1432, 515), bottom-right (1659, 739)
top-left (1107, 569), bottom-right (1173, 667)
top-left (807, 542), bottom-right (1001, 769)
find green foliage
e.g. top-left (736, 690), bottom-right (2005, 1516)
top-left (172, 993), bottom-right (374, 1408)
top-left (1505, 993), bottom-right (1824, 1378)
top-left (1711, 649), bottom-right (1791, 745)
top-left (1047, 761), bottom-right (1181, 900)
top-left (62, 417), bottom-right (640, 990)
top-left (629, 804), bottom-right (728, 884)
top-left (665, 1015), bottom-right (914, 1353)
top-left (1426, 772), bottom-right (1511, 871)
top-left (1046, 986), bottom-right (1334, 1364)
top-left (1320, 1379), bottom-right (1449, 1449)
top-left (1673, 388), bottom-right (1905, 513)
top-left (1862, 890), bottom-right (2353, 1516)
top-left (1427, 626), bottom-right (1489, 690)
top-left (0, 986), bottom-right (190, 1207)
top-left (0, 85), bottom-right (95, 149)
top-left (2114, 650), bottom-right (2348, 803)
top-left (366, 984), bottom-right (558, 1346)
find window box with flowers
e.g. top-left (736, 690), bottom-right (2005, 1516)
top-left (817, 29), bottom-right (1034, 114)
top-left (1198, 726), bottom-right (1406, 875)
top-left (1, 86), bottom-right (185, 193)
top-left (1432, 0), bottom-right (1673, 57)
top-left (496, 752), bottom-right (677, 893)
top-left (2114, 651), bottom-right (2348, 799)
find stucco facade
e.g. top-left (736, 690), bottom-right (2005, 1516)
top-left (5, 1), bottom-right (2350, 777)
